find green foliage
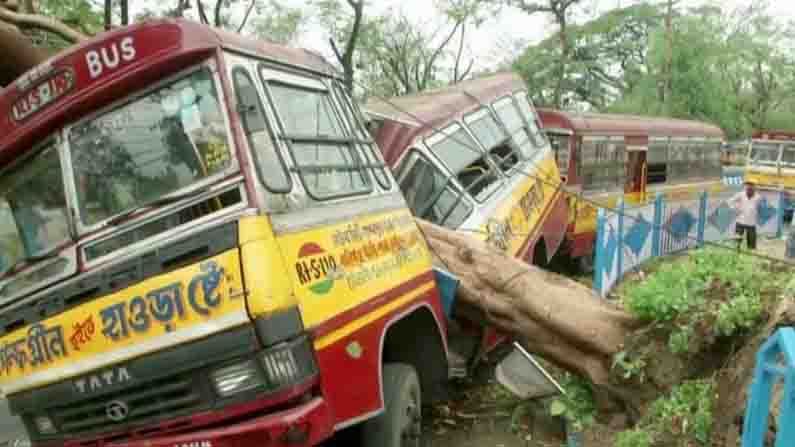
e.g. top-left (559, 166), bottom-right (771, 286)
top-left (547, 373), bottom-right (596, 430)
top-left (667, 326), bottom-right (692, 354)
top-left (615, 428), bottom-right (653, 447)
top-left (647, 380), bottom-right (715, 443)
top-left (250, 0), bottom-right (305, 44)
top-left (715, 292), bottom-right (764, 336)
top-left (623, 248), bottom-right (783, 351)
top-left (616, 380), bottom-right (715, 445)
top-left (611, 350), bottom-right (647, 382)
top-left (513, 3), bottom-right (662, 108)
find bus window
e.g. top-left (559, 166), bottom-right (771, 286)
top-left (513, 91), bottom-right (546, 148)
top-left (426, 124), bottom-right (502, 202)
top-left (464, 108), bottom-right (519, 173)
top-left (331, 82), bottom-right (391, 190)
top-left (749, 142), bottom-right (780, 166)
top-left (689, 142), bottom-right (707, 179)
top-left (69, 67), bottom-right (233, 227)
top-left (667, 139), bottom-right (689, 181)
top-left (492, 96), bottom-right (537, 162)
top-left (580, 138), bottom-right (626, 191)
top-left (232, 68), bottom-right (290, 192)
top-left (0, 144), bottom-right (70, 269)
top-left (647, 138), bottom-right (669, 184)
top-left (782, 145), bottom-right (795, 166)
top-left (546, 133), bottom-right (570, 176)
top-left (705, 141), bottom-right (722, 177)
top-left (265, 78), bottom-right (371, 199)
top-left (398, 154), bottom-right (472, 228)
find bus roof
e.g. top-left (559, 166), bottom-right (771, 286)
top-left (537, 109), bottom-right (725, 139)
top-left (0, 19), bottom-right (338, 166)
top-left (364, 72), bottom-right (526, 166)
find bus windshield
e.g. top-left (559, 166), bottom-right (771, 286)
top-left (428, 126), bottom-right (502, 202)
top-left (68, 67), bottom-right (233, 226)
top-left (749, 142), bottom-right (779, 166)
top-left (0, 144), bottom-right (70, 275)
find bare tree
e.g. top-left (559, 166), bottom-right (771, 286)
top-left (328, 0), bottom-right (364, 94)
top-left (511, 0), bottom-right (583, 108)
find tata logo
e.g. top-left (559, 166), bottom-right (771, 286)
top-left (74, 366), bottom-right (133, 394)
top-left (105, 400), bottom-right (129, 422)
top-left (295, 242), bottom-right (338, 295)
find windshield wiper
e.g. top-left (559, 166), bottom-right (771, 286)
top-left (105, 186), bottom-right (211, 227)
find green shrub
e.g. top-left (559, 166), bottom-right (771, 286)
top-left (645, 380), bottom-right (715, 444)
top-left (615, 428), bottom-right (653, 447)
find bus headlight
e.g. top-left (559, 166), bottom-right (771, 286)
top-left (259, 335), bottom-right (317, 390)
top-left (211, 361), bottom-right (264, 397)
top-left (34, 416), bottom-right (57, 435)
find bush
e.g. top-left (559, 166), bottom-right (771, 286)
top-left (623, 248), bottom-right (785, 352)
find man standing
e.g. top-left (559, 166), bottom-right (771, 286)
top-left (730, 181), bottom-right (762, 250)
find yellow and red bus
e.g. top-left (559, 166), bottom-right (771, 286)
top-left (364, 73), bottom-right (569, 360)
top-left (538, 109), bottom-right (725, 270)
top-left (365, 73), bottom-right (569, 267)
top-left (0, 19), bottom-right (460, 447)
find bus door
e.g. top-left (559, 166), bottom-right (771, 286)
top-left (625, 142), bottom-right (648, 201)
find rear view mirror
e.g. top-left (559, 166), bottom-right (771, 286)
top-left (496, 342), bottom-right (564, 400)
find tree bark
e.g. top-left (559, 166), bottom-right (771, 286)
top-left (104, 0), bottom-right (112, 30)
top-left (121, 0), bottom-right (129, 26)
top-left (0, 23), bottom-right (49, 87)
top-left (417, 220), bottom-right (642, 389)
top-left (0, 5), bottom-right (88, 42)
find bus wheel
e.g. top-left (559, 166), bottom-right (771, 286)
top-left (362, 363), bottom-right (422, 447)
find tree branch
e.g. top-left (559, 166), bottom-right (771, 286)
top-left (511, 0), bottom-right (552, 15)
top-left (422, 20), bottom-right (460, 88)
top-left (340, 0), bottom-right (363, 93)
top-left (121, 0), bottom-right (129, 26)
top-left (453, 21), bottom-right (466, 82)
top-left (459, 57), bottom-right (475, 82)
top-left (213, 0), bottom-right (223, 27)
top-left (237, 0), bottom-right (256, 33)
top-left (0, 5), bottom-right (88, 42)
top-left (104, 0), bottom-right (112, 30)
top-left (196, 0), bottom-right (210, 25)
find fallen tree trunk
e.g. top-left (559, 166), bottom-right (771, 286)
top-left (417, 219), bottom-right (646, 412)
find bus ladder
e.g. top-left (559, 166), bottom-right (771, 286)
top-left (742, 327), bottom-right (795, 447)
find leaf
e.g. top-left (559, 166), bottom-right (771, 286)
top-left (550, 400), bottom-right (567, 417)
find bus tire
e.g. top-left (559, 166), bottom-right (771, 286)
top-left (361, 363), bottom-right (422, 447)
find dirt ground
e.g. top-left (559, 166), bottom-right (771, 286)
top-left (421, 380), bottom-right (567, 447)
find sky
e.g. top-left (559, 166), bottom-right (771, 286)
top-left (130, 0), bottom-right (795, 72)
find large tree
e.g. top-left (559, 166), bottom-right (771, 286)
top-left (514, 3), bottom-right (662, 109)
top-left (509, 0), bottom-right (585, 108)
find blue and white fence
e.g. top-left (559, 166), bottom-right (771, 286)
top-left (593, 189), bottom-right (786, 297)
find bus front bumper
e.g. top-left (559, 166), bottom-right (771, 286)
top-left (110, 397), bottom-right (333, 447)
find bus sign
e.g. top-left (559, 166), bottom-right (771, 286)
top-left (11, 69), bottom-right (75, 122)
